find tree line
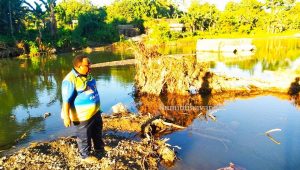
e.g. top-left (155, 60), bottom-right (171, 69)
top-left (0, 0), bottom-right (299, 56)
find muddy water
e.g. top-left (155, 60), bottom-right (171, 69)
top-left (0, 38), bottom-right (300, 169)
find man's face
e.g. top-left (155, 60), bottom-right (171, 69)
top-left (79, 58), bottom-right (91, 75)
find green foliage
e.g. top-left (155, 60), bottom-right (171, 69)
top-left (144, 19), bottom-right (171, 44)
top-left (94, 24), bottom-right (119, 43)
top-left (0, 0), bottom-right (26, 35)
top-left (182, 2), bottom-right (219, 33)
top-left (169, 31), bottom-right (182, 40)
top-left (283, 2), bottom-right (300, 30)
top-left (0, 35), bottom-right (15, 46)
top-left (73, 8), bottom-right (118, 44)
top-left (75, 11), bottom-right (100, 37)
top-left (55, 0), bottom-right (95, 28)
top-left (56, 28), bottom-right (72, 48)
top-left (1, 0), bottom-right (300, 57)
top-left (106, 0), bottom-right (179, 33)
top-left (26, 41), bottom-right (39, 57)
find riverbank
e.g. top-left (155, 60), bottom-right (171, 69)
top-left (172, 31), bottom-right (300, 43)
top-left (133, 41), bottom-right (300, 96)
top-left (0, 112), bottom-right (181, 169)
top-left (1, 31), bottom-right (299, 59)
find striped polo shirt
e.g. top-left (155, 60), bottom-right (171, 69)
top-left (61, 69), bottom-right (100, 122)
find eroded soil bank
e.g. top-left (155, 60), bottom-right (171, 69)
top-left (133, 43), bottom-right (300, 96)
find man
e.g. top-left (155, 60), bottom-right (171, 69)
top-left (61, 55), bottom-right (104, 163)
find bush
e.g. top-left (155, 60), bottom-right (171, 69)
top-left (170, 31), bottom-right (182, 40)
top-left (56, 28), bottom-right (72, 48)
top-left (144, 19), bottom-right (171, 44)
top-left (26, 41), bottom-right (39, 57)
top-left (0, 35), bottom-right (15, 46)
top-left (94, 24), bottom-right (119, 43)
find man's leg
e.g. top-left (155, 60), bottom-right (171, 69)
top-left (75, 120), bottom-right (92, 158)
top-left (91, 113), bottom-right (104, 151)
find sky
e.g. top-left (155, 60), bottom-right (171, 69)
top-left (26, 0), bottom-right (300, 11)
top-left (84, 0), bottom-right (239, 10)
top-left (181, 0), bottom-right (240, 11)
top-left (26, 0), bottom-right (240, 11)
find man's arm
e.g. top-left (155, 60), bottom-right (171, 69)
top-left (62, 102), bottom-right (71, 127)
top-left (61, 78), bottom-right (75, 128)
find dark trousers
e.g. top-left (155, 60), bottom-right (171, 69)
top-left (74, 112), bottom-right (104, 158)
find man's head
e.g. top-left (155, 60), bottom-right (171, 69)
top-left (73, 55), bottom-right (91, 75)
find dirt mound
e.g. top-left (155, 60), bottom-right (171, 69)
top-left (0, 134), bottom-right (177, 170)
top-left (0, 113), bottom-right (180, 169)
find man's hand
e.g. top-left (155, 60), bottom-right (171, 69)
top-left (64, 116), bottom-right (71, 127)
top-left (62, 102), bottom-right (71, 127)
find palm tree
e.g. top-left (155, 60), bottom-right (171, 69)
top-left (40, 0), bottom-right (57, 37)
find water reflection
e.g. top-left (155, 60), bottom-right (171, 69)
top-left (135, 93), bottom-right (300, 170)
top-left (205, 38), bottom-right (300, 78)
top-left (0, 115), bottom-right (45, 150)
top-left (92, 65), bottom-right (136, 112)
top-left (0, 50), bottom-right (133, 151)
top-left (165, 95), bottom-right (300, 170)
top-left (0, 56), bottom-right (67, 149)
top-left (136, 92), bottom-right (300, 127)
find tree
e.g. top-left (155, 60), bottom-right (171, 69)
top-left (106, 0), bottom-right (178, 24)
top-left (23, 1), bottom-right (45, 43)
top-left (285, 2), bottom-right (300, 30)
top-left (264, 0), bottom-right (296, 33)
top-left (217, 2), bottom-right (241, 33)
top-left (216, 0), bottom-right (265, 34)
top-left (0, 0), bottom-right (26, 38)
top-left (182, 2), bottom-right (219, 33)
top-left (236, 0), bottom-right (265, 34)
top-left (55, 0), bottom-right (95, 28)
top-left (39, 0), bottom-right (57, 37)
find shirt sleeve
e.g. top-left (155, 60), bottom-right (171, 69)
top-left (62, 80), bottom-right (75, 103)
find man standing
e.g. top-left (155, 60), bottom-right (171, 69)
top-left (61, 55), bottom-right (104, 163)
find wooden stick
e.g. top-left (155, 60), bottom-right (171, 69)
top-left (91, 59), bottom-right (136, 68)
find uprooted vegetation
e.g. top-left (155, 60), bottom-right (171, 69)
top-left (134, 42), bottom-right (209, 95)
top-left (133, 42), bottom-right (299, 96)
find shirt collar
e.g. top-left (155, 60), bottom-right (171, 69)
top-left (72, 68), bottom-right (88, 77)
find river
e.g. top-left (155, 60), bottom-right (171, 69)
top-left (0, 37), bottom-right (300, 169)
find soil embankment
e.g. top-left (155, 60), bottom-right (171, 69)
top-left (133, 43), bottom-right (299, 96)
top-left (0, 113), bottom-right (180, 169)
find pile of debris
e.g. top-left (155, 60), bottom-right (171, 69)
top-left (0, 104), bottom-right (184, 169)
top-left (0, 135), bottom-right (176, 170)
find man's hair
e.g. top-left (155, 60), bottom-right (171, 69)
top-left (73, 55), bottom-right (88, 67)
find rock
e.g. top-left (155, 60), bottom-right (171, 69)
top-left (10, 114), bottom-right (16, 120)
top-left (44, 112), bottom-right (51, 119)
top-left (111, 103), bottom-right (128, 114)
top-left (188, 85), bottom-right (198, 95)
top-left (217, 162), bottom-right (246, 170)
top-left (157, 146), bottom-right (176, 166)
top-left (50, 48), bottom-right (56, 54)
top-left (104, 146), bottom-right (112, 151)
